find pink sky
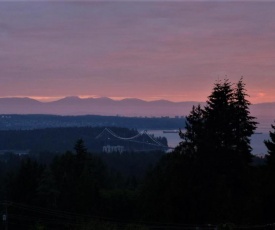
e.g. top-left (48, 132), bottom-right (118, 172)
top-left (1, 1), bottom-right (275, 104)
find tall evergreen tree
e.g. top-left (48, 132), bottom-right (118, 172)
top-left (203, 79), bottom-right (235, 152)
top-left (180, 78), bottom-right (257, 161)
top-left (264, 123), bottom-right (275, 167)
top-left (263, 123), bottom-right (275, 222)
top-left (142, 78), bottom-right (260, 224)
top-left (178, 104), bottom-right (204, 156)
top-left (176, 78), bottom-right (257, 222)
top-left (74, 138), bottom-right (88, 158)
top-left (232, 77), bottom-right (257, 163)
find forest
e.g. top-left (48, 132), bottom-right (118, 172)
top-left (1, 78), bottom-right (275, 230)
top-left (0, 127), bottom-right (168, 153)
top-left (0, 114), bottom-right (185, 130)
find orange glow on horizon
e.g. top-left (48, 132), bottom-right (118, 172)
top-left (1, 93), bottom-right (273, 104)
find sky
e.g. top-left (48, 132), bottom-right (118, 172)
top-left (1, 1), bottom-right (275, 103)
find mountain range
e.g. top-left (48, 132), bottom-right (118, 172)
top-left (0, 96), bottom-right (274, 119)
top-left (0, 97), bottom-right (198, 117)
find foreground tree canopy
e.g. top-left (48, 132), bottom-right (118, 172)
top-left (179, 78), bottom-right (257, 162)
top-left (141, 78), bottom-right (261, 224)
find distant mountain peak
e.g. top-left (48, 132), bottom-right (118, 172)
top-left (64, 96), bottom-right (81, 100)
top-left (54, 96), bottom-right (82, 102)
top-left (96, 97), bottom-right (113, 100)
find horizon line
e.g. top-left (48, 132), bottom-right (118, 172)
top-left (0, 95), bottom-right (274, 105)
top-left (0, 95), bottom-right (204, 103)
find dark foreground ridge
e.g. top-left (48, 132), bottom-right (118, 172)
top-left (0, 114), bottom-right (185, 130)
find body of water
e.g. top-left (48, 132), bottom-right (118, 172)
top-left (147, 129), bottom-right (270, 156)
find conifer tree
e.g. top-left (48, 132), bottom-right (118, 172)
top-left (74, 138), bottom-right (88, 159)
top-left (178, 104), bottom-right (204, 156)
top-left (179, 78), bottom-right (257, 163)
top-left (203, 79), bottom-right (235, 151)
top-left (233, 77), bottom-right (257, 162)
top-left (143, 78), bottom-right (258, 224)
top-left (179, 78), bottom-right (257, 221)
top-left (264, 123), bottom-right (275, 166)
top-left (263, 124), bottom-right (275, 223)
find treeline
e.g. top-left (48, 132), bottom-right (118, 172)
top-left (0, 143), bottom-right (165, 230)
top-left (0, 127), bottom-right (167, 152)
top-left (0, 114), bottom-right (185, 130)
top-left (2, 78), bottom-right (275, 229)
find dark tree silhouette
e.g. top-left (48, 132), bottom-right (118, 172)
top-left (262, 123), bottom-right (275, 223)
top-left (178, 104), bottom-right (204, 156)
top-left (233, 77), bottom-right (257, 163)
top-left (204, 79), bottom-right (235, 151)
top-left (74, 138), bottom-right (88, 157)
top-left (180, 78), bottom-right (257, 163)
top-left (264, 123), bottom-right (275, 166)
top-left (141, 78), bottom-right (258, 224)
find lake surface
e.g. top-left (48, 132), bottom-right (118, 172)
top-left (147, 128), bottom-right (270, 156)
top-left (145, 109), bottom-right (275, 156)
